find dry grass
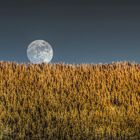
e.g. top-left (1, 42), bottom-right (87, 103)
top-left (0, 61), bottom-right (139, 139)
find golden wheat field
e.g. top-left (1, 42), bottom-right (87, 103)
top-left (0, 61), bottom-right (139, 139)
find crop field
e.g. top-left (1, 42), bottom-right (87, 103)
top-left (0, 62), bottom-right (139, 139)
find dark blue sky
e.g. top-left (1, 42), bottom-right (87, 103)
top-left (0, 0), bottom-right (140, 63)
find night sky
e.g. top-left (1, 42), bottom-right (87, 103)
top-left (0, 0), bottom-right (140, 64)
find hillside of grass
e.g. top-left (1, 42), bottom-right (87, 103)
top-left (0, 62), bottom-right (139, 139)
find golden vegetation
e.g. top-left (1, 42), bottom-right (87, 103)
top-left (0, 62), bottom-right (139, 139)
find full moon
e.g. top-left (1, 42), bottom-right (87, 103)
top-left (27, 40), bottom-right (53, 64)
